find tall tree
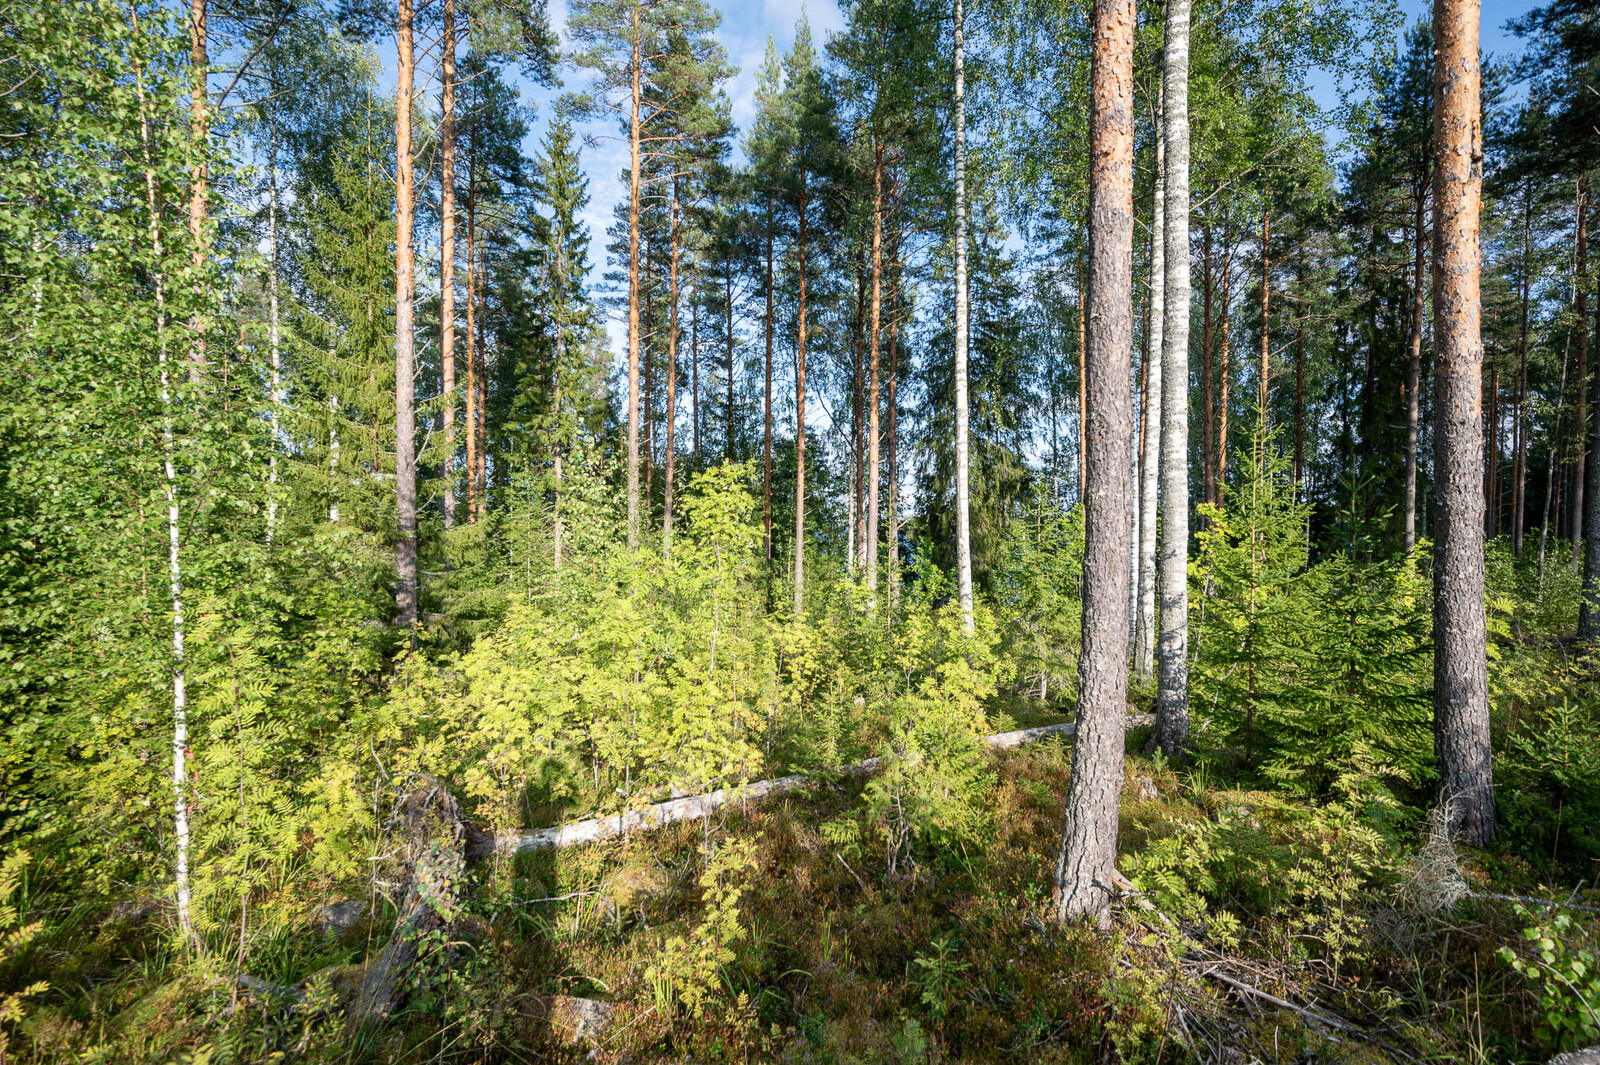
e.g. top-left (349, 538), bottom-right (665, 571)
top-left (953, 0), bottom-right (974, 634)
top-left (1431, 0), bottom-right (1494, 843)
top-left (1153, 0), bottom-right (1192, 757)
top-left (393, 0), bottom-right (418, 631)
top-left (1053, 0), bottom-right (1135, 927)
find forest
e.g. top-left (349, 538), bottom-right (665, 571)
top-left (2, 0), bottom-right (1599, 1059)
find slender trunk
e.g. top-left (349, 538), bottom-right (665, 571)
top-left (394, 0), bottom-right (418, 631)
top-left (1431, 0), bottom-right (1494, 843)
top-left (474, 240), bottom-right (487, 519)
top-left (1404, 170), bottom-right (1427, 552)
top-left (465, 186), bottom-right (478, 522)
top-left (1258, 205), bottom-right (1270, 419)
top-left (764, 194), bottom-right (775, 563)
top-left (1153, 0), bottom-right (1192, 757)
top-left (867, 134), bottom-right (884, 601)
top-left (851, 261), bottom-right (866, 573)
top-left (1078, 251), bottom-right (1088, 503)
top-left (1294, 319), bottom-right (1305, 494)
top-left (1575, 173), bottom-right (1591, 570)
top-left (1053, 0), bottom-right (1135, 928)
top-left (692, 261), bottom-right (700, 460)
top-left (888, 185), bottom-right (903, 612)
top-left (1513, 176), bottom-right (1532, 555)
top-left (187, 0), bottom-right (207, 381)
top-left (1487, 357), bottom-right (1500, 538)
top-left (1541, 331), bottom-right (1571, 585)
top-left (794, 190), bottom-right (809, 617)
top-left (1217, 239), bottom-right (1234, 491)
top-left (953, 0), bottom-right (974, 634)
top-left (134, 43), bottom-right (194, 947)
top-left (726, 256), bottom-right (735, 459)
top-left (1201, 223), bottom-right (1215, 506)
top-left (665, 175), bottom-right (680, 554)
top-left (626, 22), bottom-right (643, 548)
top-left (440, 0), bottom-right (457, 528)
top-left (1136, 105), bottom-right (1165, 681)
top-left (266, 109), bottom-right (281, 545)
top-left (1583, 192), bottom-right (1600, 637)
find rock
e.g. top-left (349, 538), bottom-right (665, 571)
top-left (108, 896), bottom-right (162, 924)
top-left (545, 996), bottom-right (614, 1047)
top-left (1136, 775), bottom-right (1158, 801)
top-left (313, 898), bottom-right (369, 937)
top-left (1550, 1049), bottom-right (1600, 1065)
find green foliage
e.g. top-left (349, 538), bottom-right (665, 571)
top-left (647, 837), bottom-right (757, 1018)
top-left (992, 486), bottom-right (1083, 700)
top-left (1497, 696), bottom-right (1600, 876)
top-left (1500, 908), bottom-right (1600, 1052)
top-left (910, 936), bottom-right (970, 1018)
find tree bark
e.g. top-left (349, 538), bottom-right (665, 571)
top-left (665, 175), bottom-right (680, 555)
top-left (794, 183), bottom-right (809, 618)
top-left (266, 101), bottom-right (281, 545)
top-left (394, 0), bottom-right (418, 632)
top-left (1513, 176), bottom-right (1532, 555)
top-left (1135, 100), bottom-right (1164, 682)
top-left (1217, 240), bottom-right (1233, 493)
top-left (1258, 205), bottom-right (1271, 419)
top-left (1573, 173), bottom-right (1590, 568)
top-left (764, 193), bottom-right (774, 563)
top-left (1053, 0), bottom-right (1135, 928)
top-left (1078, 251), bottom-right (1088, 503)
top-left (626, 19), bottom-right (643, 549)
top-left (1153, 0), bottom-right (1191, 758)
top-left (1404, 168), bottom-right (1427, 553)
top-left (1201, 223), bottom-right (1215, 506)
top-left (953, 0), bottom-right (974, 634)
top-left (1487, 356), bottom-right (1500, 538)
top-left (1431, 0), bottom-right (1494, 843)
top-left (888, 180), bottom-right (903, 613)
top-left (465, 184), bottom-right (478, 523)
top-left (187, 0), bottom-right (208, 381)
top-left (440, 0), bottom-right (457, 529)
top-left (867, 134), bottom-right (884, 602)
top-left (1583, 224), bottom-right (1600, 638)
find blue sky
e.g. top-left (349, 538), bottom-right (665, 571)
top-left (508, 0), bottom-right (1541, 359)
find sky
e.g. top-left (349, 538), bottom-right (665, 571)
top-left (504, 0), bottom-right (1540, 366)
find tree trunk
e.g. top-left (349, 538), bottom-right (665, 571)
top-left (134, 50), bottom-right (195, 945)
top-left (394, 0), bottom-right (418, 632)
top-left (1201, 223), bottom-right (1215, 507)
top-left (474, 247), bottom-right (488, 519)
top-left (1258, 205), bottom-right (1271, 419)
top-left (1513, 176), bottom-right (1532, 555)
top-left (888, 181), bottom-right (903, 613)
top-left (726, 256), bottom-right (734, 459)
top-left (764, 194), bottom-right (774, 563)
top-left (867, 134), bottom-right (884, 602)
top-left (1153, 0), bottom-right (1192, 757)
top-left (1431, 0), bottom-right (1494, 843)
top-left (626, 21), bottom-right (643, 549)
top-left (1135, 103), bottom-right (1164, 682)
top-left (465, 187), bottom-right (478, 523)
top-left (1574, 173), bottom-right (1590, 568)
top-left (439, 0), bottom-right (457, 529)
top-left (1053, 0), bottom-right (1135, 928)
top-left (1487, 357), bottom-right (1500, 538)
top-left (1078, 251), bottom-right (1088, 503)
top-left (953, 0), bottom-right (974, 634)
top-left (1583, 233), bottom-right (1600, 638)
top-left (1217, 238), bottom-right (1233, 492)
top-left (794, 191), bottom-right (809, 618)
top-left (266, 105), bottom-right (281, 545)
top-left (665, 175), bottom-right (680, 555)
top-left (187, 0), bottom-right (208, 381)
top-left (692, 257), bottom-right (700, 460)
top-left (1404, 169), bottom-right (1427, 553)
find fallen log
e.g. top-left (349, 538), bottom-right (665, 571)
top-left (488, 712), bottom-right (1155, 856)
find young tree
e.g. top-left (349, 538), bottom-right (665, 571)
top-left (1431, 0), bottom-right (1494, 843)
top-left (1053, 0), bottom-right (1135, 927)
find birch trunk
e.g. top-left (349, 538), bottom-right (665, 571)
top-left (1431, 0), bottom-right (1494, 843)
top-left (1153, 0), bottom-right (1192, 757)
top-left (866, 135), bottom-right (884, 603)
top-left (764, 195), bottom-right (775, 564)
top-left (794, 195), bottom-right (809, 618)
top-left (187, 0), bottom-right (207, 380)
top-left (1135, 104), bottom-right (1164, 681)
top-left (1404, 169), bottom-right (1427, 553)
top-left (953, 0), bottom-right (974, 635)
top-left (665, 175), bottom-right (680, 555)
top-left (394, 0), bottom-right (419, 632)
top-left (134, 42), bottom-right (195, 947)
top-left (266, 106), bottom-right (281, 546)
top-left (1053, 0), bottom-right (1135, 927)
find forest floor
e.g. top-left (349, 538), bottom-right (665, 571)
top-left (8, 711), bottom-right (1595, 1065)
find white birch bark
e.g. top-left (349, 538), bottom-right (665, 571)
top-left (1136, 102), bottom-right (1165, 680)
top-left (1153, 0), bottom-right (1193, 756)
top-left (266, 109), bottom-right (281, 546)
top-left (953, 0), bottom-right (974, 635)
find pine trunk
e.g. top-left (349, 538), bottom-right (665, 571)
top-left (794, 192), bottom-right (809, 618)
top-left (1431, 0), bottom-right (1494, 843)
top-left (665, 176), bottom-right (680, 554)
top-left (1573, 173), bottom-right (1589, 569)
top-left (626, 22), bottom-right (643, 549)
top-left (1053, 0), bottom-right (1135, 927)
top-left (440, 0), bottom-right (457, 528)
top-left (764, 195), bottom-right (775, 563)
top-left (866, 135), bottom-right (884, 601)
top-left (394, 0), bottom-right (418, 632)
